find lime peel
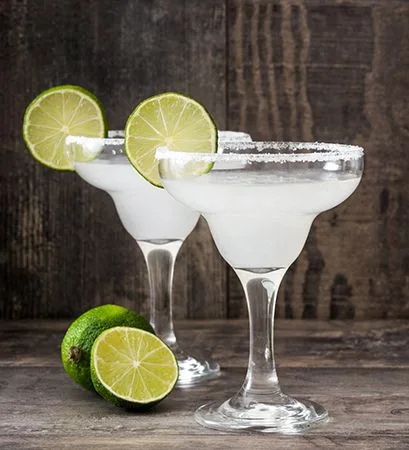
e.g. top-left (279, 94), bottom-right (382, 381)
top-left (61, 304), bottom-right (154, 392)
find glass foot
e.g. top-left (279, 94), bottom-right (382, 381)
top-left (172, 347), bottom-right (220, 387)
top-left (195, 395), bottom-right (328, 433)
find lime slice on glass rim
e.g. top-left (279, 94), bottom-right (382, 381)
top-left (91, 327), bottom-right (178, 409)
top-left (124, 92), bottom-right (217, 187)
top-left (23, 85), bottom-right (107, 170)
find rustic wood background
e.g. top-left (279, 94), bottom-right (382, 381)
top-left (1, 0), bottom-right (409, 320)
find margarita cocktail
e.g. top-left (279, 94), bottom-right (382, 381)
top-left (66, 130), bottom-right (251, 386)
top-left (157, 141), bottom-right (364, 431)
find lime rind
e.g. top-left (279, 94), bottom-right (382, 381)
top-left (23, 85), bottom-right (108, 171)
top-left (124, 92), bottom-right (217, 188)
top-left (60, 305), bottom-right (154, 392)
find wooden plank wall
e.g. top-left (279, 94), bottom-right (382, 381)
top-left (1, 0), bottom-right (409, 320)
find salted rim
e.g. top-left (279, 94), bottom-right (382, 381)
top-left (218, 130), bottom-right (252, 142)
top-left (156, 141), bottom-right (364, 163)
top-left (66, 130), bottom-right (124, 146)
top-left (65, 130), bottom-right (252, 146)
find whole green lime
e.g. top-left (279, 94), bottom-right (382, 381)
top-left (61, 304), bottom-right (154, 391)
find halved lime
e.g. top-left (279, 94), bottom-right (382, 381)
top-left (124, 92), bottom-right (217, 187)
top-left (61, 304), bottom-right (154, 391)
top-left (23, 85), bottom-right (107, 170)
top-left (91, 326), bottom-right (178, 409)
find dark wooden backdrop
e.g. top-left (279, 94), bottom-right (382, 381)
top-left (1, 0), bottom-right (409, 320)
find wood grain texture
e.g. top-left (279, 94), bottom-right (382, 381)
top-left (0, 0), bottom-right (226, 319)
top-left (2, 319), bottom-right (409, 369)
top-left (226, 0), bottom-right (409, 320)
top-left (179, 0), bottom-right (228, 319)
top-left (2, 0), bottom-right (409, 319)
top-left (1, 320), bottom-right (409, 448)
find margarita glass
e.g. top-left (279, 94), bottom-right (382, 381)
top-left (157, 141), bottom-right (364, 431)
top-left (65, 130), bottom-right (251, 387)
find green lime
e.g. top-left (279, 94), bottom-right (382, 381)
top-left (91, 327), bottom-right (178, 409)
top-left (23, 85), bottom-right (107, 170)
top-left (124, 92), bottom-right (217, 187)
top-left (61, 305), bottom-right (154, 391)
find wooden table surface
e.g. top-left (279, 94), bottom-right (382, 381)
top-left (1, 320), bottom-right (409, 449)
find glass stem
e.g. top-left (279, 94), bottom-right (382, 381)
top-left (233, 267), bottom-right (287, 404)
top-left (137, 239), bottom-right (182, 350)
